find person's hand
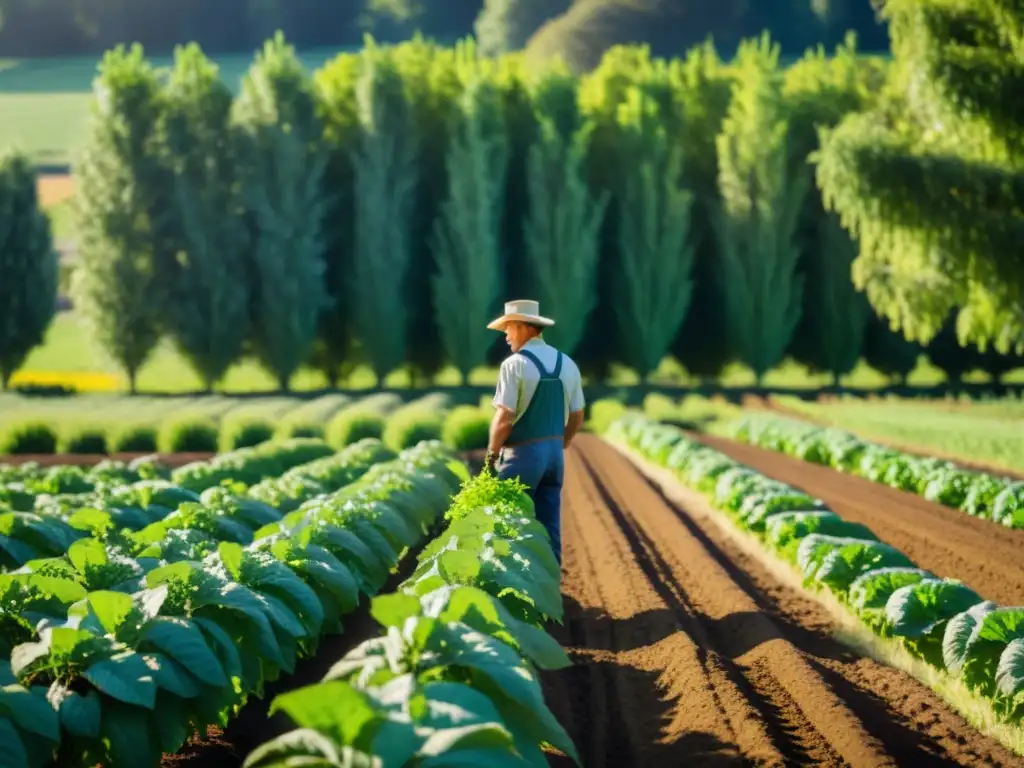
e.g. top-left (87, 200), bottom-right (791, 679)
top-left (483, 450), bottom-right (498, 475)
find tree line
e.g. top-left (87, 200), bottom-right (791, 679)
top-left (1, 31), bottom-right (1021, 393)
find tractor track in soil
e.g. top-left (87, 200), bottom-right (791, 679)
top-left (541, 435), bottom-right (1021, 767)
top-left (695, 433), bottom-right (1024, 607)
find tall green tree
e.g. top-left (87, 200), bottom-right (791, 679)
top-left (71, 45), bottom-right (164, 394)
top-left (232, 33), bottom-right (329, 392)
top-left (785, 36), bottom-right (880, 384)
top-left (0, 150), bottom-right (59, 388)
top-left (714, 34), bottom-right (808, 384)
top-left (315, 51), bottom-right (363, 386)
top-left (671, 40), bottom-right (734, 382)
top-left (816, 0), bottom-right (1024, 353)
top-left (350, 42), bottom-right (419, 386)
top-left (611, 80), bottom-right (696, 381)
top-left (431, 66), bottom-right (509, 383)
top-left (155, 43), bottom-right (250, 392)
top-left (522, 68), bottom-right (608, 354)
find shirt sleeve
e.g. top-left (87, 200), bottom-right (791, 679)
top-left (493, 357), bottom-right (520, 412)
top-left (567, 361), bottom-right (585, 412)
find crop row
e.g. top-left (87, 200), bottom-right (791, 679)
top-left (0, 436), bottom-right (466, 766)
top-left (726, 413), bottom-right (1024, 530)
top-left (244, 468), bottom-right (578, 767)
top-left (609, 414), bottom-right (1024, 727)
top-left (0, 392), bottom-right (492, 455)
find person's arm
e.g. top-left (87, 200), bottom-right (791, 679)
top-left (486, 359), bottom-right (519, 469)
top-left (487, 406), bottom-right (516, 468)
top-left (564, 365), bottom-right (586, 449)
top-left (564, 410), bottom-right (584, 449)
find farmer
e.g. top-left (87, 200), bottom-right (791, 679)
top-left (484, 299), bottom-right (585, 567)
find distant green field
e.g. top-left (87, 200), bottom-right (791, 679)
top-left (0, 48), bottom-right (354, 165)
top-left (13, 309), bottom-right (1013, 395)
top-left (774, 395), bottom-right (1024, 473)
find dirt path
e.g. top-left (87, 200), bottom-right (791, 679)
top-left (542, 435), bottom-right (1021, 767)
top-left (696, 433), bottom-right (1024, 607)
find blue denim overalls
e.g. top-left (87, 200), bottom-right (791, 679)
top-left (497, 348), bottom-right (566, 566)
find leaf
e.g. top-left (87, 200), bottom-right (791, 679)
top-left (218, 541), bottom-right (245, 580)
top-left (370, 593), bottom-right (422, 629)
top-left (143, 652), bottom-right (202, 698)
top-left (297, 559), bottom-right (360, 615)
top-left (83, 652), bottom-right (157, 709)
top-left (0, 718), bottom-right (29, 768)
top-left (885, 579), bottom-right (983, 638)
top-left (58, 690), bottom-right (101, 738)
top-left (244, 728), bottom-right (380, 768)
top-left (141, 616), bottom-right (228, 688)
top-left (995, 637), bottom-right (1024, 700)
top-left (74, 590), bottom-right (136, 635)
top-left (270, 680), bottom-right (378, 745)
top-left (101, 700), bottom-right (161, 767)
top-left (438, 550), bottom-right (482, 584)
top-left (68, 537), bottom-right (108, 573)
top-left (849, 568), bottom-right (932, 612)
top-left (0, 686), bottom-right (60, 741)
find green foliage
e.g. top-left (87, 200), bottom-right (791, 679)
top-left (325, 408), bottom-right (387, 448)
top-left (611, 75), bottom-right (695, 379)
top-left (217, 415), bottom-right (274, 452)
top-left (70, 44), bottom-right (165, 394)
top-left (522, 69), bottom-right (608, 354)
top-left (0, 150), bottom-right (58, 389)
top-left (431, 66), bottom-right (509, 381)
top-left (232, 33), bottom-right (329, 391)
top-left (816, 0), bottom-right (1024, 353)
top-left (351, 42), bottom-right (420, 385)
top-left (0, 421), bottom-right (57, 454)
top-left (106, 423), bottom-right (158, 453)
top-left (57, 424), bottom-right (108, 454)
top-left (156, 413), bottom-right (218, 453)
top-left (382, 407), bottom-right (444, 451)
top-left (154, 43), bottom-right (250, 391)
top-left (714, 34), bottom-right (808, 383)
top-left (441, 405), bottom-right (490, 450)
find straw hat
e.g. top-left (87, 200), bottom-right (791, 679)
top-left (487, 299), bottom-right (556, 331)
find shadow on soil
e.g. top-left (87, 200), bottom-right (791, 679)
top-left (542, 595), bottom-right (749, 768)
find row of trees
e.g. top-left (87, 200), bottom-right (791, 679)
top-left (2, 30), bottom-right (1021, 392)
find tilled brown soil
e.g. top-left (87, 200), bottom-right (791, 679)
top-left (697, 433), bottom-right (1024, 607)
top-left (542, 435), bottom-right (1021, 767)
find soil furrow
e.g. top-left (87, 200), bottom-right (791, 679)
top-left (695, 432), bottom-right (1024, 606)
top-left (543, 435), bottom-right (1022, 767)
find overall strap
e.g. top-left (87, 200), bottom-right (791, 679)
top-left (552, 352), bottom-right (563, 377)
top-left (517, 348), bottom-right (552, 378)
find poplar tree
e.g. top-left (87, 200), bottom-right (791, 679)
top-left (714, 34), bottom-right (807, 384)
top-left (816, 0), bottom-right (1024, 353)
top-left (350, 43), bottom-right (419, 386)
top-left (71, 44), bottom-right (164, 394)
top-left (431, 67), bottom-right (509, 383)
top-left (522, 69), bottom-right (608, 355)
top-left (611, 80), bottom-right (696, 381)
top-left (232, 33), bottom-right (329, 391)
top-left (0, 151), bottom-right (59, 388)
top-left (156, 43), bottom-right (250, 391)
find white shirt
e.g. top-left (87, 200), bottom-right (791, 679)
top-left (493, 338), bottom-right (585, 424)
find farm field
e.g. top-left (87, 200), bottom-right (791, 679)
top-left (542, 436), bottom-right (1021, 764)
top-left (770, 395), bottom-right (1024, 474)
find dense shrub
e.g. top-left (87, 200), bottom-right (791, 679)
top-left (383, 407), bottom-right (444, 451)
top-left (0, 421), bottom-right (58, 454)
top-left (107, 423), bottom-right (159, 453)
top-left (325, 408), bottom-right (387, 448)
top-left (157, 413), bottom-right (219, 453)
top-left (442, 405), bottom-right (490, 450)
top-left (58, 424), bottom-right (108, 454)
top-left (218, 415), bottom-right (275, 452)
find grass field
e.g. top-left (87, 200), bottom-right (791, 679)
top-left (16, 309), bottom-right (1010, 394)
top-left (0, 49), bottom-right (355, 166)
